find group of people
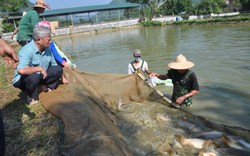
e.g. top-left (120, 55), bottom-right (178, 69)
top-left (1, 42), bottom-right (199, 156)
top-left (0, 0), bottom-right (71, 154)
top-left (128, 49), bottom-right (199, 107)
top-left (4, 0), bottom-right (199, 109)
top-left (0, 0), bottom-right (199, 154)
top-left (11, 0), bottom-right (75, 105)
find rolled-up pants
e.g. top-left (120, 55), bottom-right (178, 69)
top-left (13, 66), bottom-right (63, 100)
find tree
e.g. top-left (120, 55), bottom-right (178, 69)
top-left (0, 0), bottom-right (28, 13)
top-left (127, 0), bottom-right (167, 20)
top-left (161, 0), bottom-right (192, 15)
top-left (226, 0), bottom-right (241, 12)
top-left (192, 0), bottom-right (226, 15)
top-left (148, 0), bottom-right (167, 19)
top-left (239, 0), bottom-right (250, 11)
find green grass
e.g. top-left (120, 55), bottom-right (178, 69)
top-left (140, 15), bottom-right (250, 26)
top-left (170, 16), bottom-right (250, 25)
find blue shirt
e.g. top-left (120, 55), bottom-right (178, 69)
top-left (50, 41), bottom-right (65, 64)
top-left (12, 40), bottom-right (58, 84)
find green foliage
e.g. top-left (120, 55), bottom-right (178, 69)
top-left (141, 20), bottom-right (163, 26)
top-left (180, 14), bottom-right (190, 20)
top-left (59, 20), bottom-right (72, 27)
top-left (141, 20), bottom-right (152, 26)
top-left (1, 22), bottom-right (15, 33)
top-left (169, 16), bottom-right (250, 25)
top-left (161, 0), bottom-right (193, 15)
top-left (239, 0), bottom-right (250, 11)
top-left (139, 4), bottom-right (153, 18)
top-left (152, 20), bottom-right (163, 26)
top-left (128, 0), bottom-right (250, 19)
top-left (127, 0), bottom-right (168, 19)
top-left (192, 0), bottom-right (226, 15)
top-left (0, 0), bottom-right (28, 12)
top-left (79, 18), bottom-right (89, 24)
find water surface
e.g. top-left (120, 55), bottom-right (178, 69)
top-left (55, 23), bottom-right (250, 130)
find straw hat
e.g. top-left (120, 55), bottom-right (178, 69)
top-left (33, 0), bottom-right (49, 9)
top-left (168, 54), bottom-right (194, 69)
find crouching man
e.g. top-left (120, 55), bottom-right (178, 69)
top-left (12, 26), bottom-right (63, 105)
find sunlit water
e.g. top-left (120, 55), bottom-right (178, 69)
top-left (55, 23), bottom-right (250, 130)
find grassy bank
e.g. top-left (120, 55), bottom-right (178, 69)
top-left (0, 44), bottom-right (60, 155)
top-left (141, 14), bottom-right (250, 26)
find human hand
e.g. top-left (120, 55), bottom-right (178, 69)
top-left (62, 61), bottom-right (71, 69)
top-left (176, 96), bottom-right (185, 105)
top-left (150, 73), bottom-right (158, 77)
top-left (0, 39), bottom-right (19, 68)
top-left (40, 68), bottom-right (47, 79)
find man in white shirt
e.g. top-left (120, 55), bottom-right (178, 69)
top-left (128, 49), bottom-right (152, 75)
top-left (128, 49), bottom-right (173, 87)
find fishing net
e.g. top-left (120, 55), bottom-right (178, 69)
top-left (40, 68), bottom-right (250, 156)
top-left (40, 68), bottom-right (158, 155)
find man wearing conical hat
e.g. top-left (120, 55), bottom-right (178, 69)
top-left (17, 0), bottom-right (49, 46)
top-left (150, 54), bottom-right (199, 107)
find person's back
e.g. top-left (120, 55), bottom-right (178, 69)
top-left (16, 10), bottom-right (39, 42)
top-left (16, 0), bottom-right (49, 46)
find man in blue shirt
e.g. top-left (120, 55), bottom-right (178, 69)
top-left (12, 26), bottom-right (63, 105)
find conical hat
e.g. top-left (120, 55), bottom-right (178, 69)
top-left (168, 54), bottom-right (194, 69)
top-left (33, 0), bottom-right (49, 9)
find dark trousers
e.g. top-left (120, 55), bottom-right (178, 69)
top-left (13, 66), bottom-right (63, 100)
top-left (0, 110), bottom-right (5, 156)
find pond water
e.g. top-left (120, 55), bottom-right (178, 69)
top-left (55, 23), bottom-right (250, 130)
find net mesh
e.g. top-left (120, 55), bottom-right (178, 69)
top-left (40, 68), bottom-right (160, 155)
top-left (39, 68), bottom-right (250, 155)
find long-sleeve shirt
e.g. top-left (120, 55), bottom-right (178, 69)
top-left (49, 41), bottom-right (65, 65)
top-left (17, 10), bottom-right (39, 41)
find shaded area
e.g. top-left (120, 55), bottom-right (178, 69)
top-left (40, 69), bottom-right (250, 155)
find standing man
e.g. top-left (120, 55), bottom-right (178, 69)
top-left (17, 0), bottom-right (49, 46)
top-left (12, 26), bottom-right (63, 105)
top-left (128, 49), bottom-right (163, 86)
top-left (150, 54), bottom-right (199, 106)
top-left (128, 49), bottom-right (152, 75)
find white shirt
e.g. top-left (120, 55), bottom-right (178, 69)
top-left (128, 60), bottom-right (149, 74)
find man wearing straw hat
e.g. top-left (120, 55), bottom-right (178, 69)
top-left (150, 54), bottom-right (199, 107)
top-left (17, 0), bottom-right (49, 46)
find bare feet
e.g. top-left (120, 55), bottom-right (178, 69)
top-left (40, 85), bottom-right (52, 93)
top-left (61, 75), bottom-right (69, 84)
top-left (27, 96), bottom-right (39, 105)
